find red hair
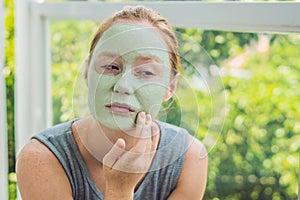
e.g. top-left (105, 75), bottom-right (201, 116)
top-left (87, 6), bottom-right (181, 74)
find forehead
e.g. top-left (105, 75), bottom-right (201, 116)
top-left (94, 23), bottom-right (169, 56)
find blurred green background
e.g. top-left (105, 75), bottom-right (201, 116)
top-left (4, 0), bottom-right (300, 199)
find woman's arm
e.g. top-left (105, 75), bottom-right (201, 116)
top-left (168, 136), bottom-right (208, 200)
top-left (16, 139), bottom-right (73, 200)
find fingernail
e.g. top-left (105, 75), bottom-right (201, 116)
top-left (140, 112), bottom-right (145, 119)
top-left (146, 114), bottom-right (152, 121)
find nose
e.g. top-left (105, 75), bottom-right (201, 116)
top-left (113, 71), bottom-right (135, 95)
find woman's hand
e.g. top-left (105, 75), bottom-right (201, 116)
top-left (103, 112), bottom-right (159, 200)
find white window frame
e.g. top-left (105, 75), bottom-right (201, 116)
top-left (8, 0), bottom-right (300, 199)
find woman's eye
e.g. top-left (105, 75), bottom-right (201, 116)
top-left (96, 64), bottom-right (121, 75)
top-left (135, 70), bottom-right (155, 79)
top-left (102, 65), bottom-right (120, 71)
top-left (133, 62), bottom-right (162, 80)
top-left (141, 71), bottom-right (154, 76)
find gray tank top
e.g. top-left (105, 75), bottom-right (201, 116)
top-left (33, 120), bottom-right (188, 200)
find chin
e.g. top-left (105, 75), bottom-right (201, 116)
top-left (102, 116), bottom-right (136, 131)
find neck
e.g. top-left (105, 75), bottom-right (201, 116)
top-left (73, 116), bottom-right (139, 162)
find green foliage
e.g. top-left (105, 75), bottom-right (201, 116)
top-left (175, 28), bottom-right (258, 67)
top-left (8, 173), bottom-right (17, 200)
top-left (51, 21), bottom-right (98, 124)
top-left (202, 34), bottom-right (300, 199)
top-left (4, 0), bottom-right (17, 199)
top-left (170, 28), bottom-right (300, 200)
top-left (4, 0), bottom-right (15, 172)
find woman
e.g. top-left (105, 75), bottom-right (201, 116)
top-left (16, 6), bottom-right (208, 200)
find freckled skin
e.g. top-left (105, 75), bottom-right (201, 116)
top-left (88, 23), bottom-right (171, 130)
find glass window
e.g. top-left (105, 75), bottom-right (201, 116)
top-left (50, 20), bottom-right (300, 199)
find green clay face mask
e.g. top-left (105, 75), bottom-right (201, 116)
top-left (88, 23), bottom-right (172, 131)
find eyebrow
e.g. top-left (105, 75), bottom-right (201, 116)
top-left (98, 51), bottom-right (120, 58)
top-left (134, 54), bottom-right (163, 64)
top-left (96, 51), bottom-right (123, 64)
top-left (97, 52), bottom-right (163, 65)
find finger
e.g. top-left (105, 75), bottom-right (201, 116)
top-left (136, 112), bottom-right (146, 130)
top-left (103, 138), bottom-right (126, 169)
top-left (145, 115), bottom-right (153, 152)
top-left (134, 114), bottom-right (152, 153)
top-left (150, 123), bottom-right (160, 152)
top-left (135, 112), bottom-right (146, 139)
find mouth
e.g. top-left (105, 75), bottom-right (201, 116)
top-left (105, 102), bottom-right (136, 115)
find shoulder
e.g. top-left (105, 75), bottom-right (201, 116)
top-left (185, 135), bottom-right (208, 165)
top-left (168, 134), bottom-right (208, 200)
top-left (16, 139), bottom-right (59, 177)
top-left (16, 136), bottom-right (73, 199)
top-left (33, 120), bottom-right (75, 139)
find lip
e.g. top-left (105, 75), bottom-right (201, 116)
top-left (105, 102), bottom-right (136, 115)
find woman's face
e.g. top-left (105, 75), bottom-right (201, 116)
top-left (87, 22), bottom-right (172, 131)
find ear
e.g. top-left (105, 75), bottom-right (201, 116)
top-left (163, 73), bottom-right (180, 102)
top-left (84, 59), bottom-right (89, 86)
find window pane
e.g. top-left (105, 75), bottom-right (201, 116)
top-left (50, 20), bottom-right (300, 199)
